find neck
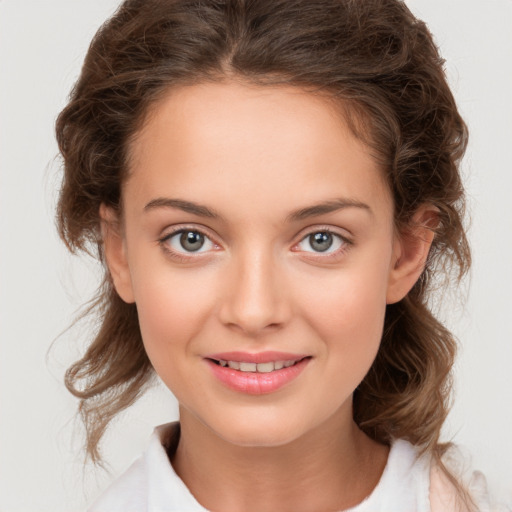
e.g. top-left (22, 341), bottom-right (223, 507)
top-left (171, 405), bottom-right (389, 512)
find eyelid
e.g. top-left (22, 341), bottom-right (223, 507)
top-left (293, 225), bottom-right (353, 245)
top-left (291, 225), bottom-right (353, 257)
top-left (158, 224), bottom-right (222, 258)
top-left (159, 223), bottom-right (219, 241)
top-left (157, 223), bottom-right (353, 261)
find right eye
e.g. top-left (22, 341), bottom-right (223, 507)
top-left (161, 229), bottom-right (216, 255)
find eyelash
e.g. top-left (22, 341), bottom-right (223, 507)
top-left (158, 225), bottom-right (353, 262)
top-left (292, 227), bottom-right (353, 260)
top-left (158, 226), bottom-right (220, 262)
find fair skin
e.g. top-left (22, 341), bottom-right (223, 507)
top-left (102, 81), bottom-right (435, 512)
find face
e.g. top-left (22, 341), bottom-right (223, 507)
top-left (106, 81), bottom-right (421, 447)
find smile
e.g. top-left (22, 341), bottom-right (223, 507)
top-left (213, 359), bottom-right (299, 373)
top-left (205, 353), bottom-right (311, 395)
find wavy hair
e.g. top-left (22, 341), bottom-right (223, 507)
top-left (56, 0), bottom-right (470, 480)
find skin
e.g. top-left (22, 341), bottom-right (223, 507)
top-left (102, 81), bottom-right (435, 511)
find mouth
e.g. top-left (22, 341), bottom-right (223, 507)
top-left (208, 357), bottom-right (308, 373)
top-left (205, 353), bottom-right (312, 395)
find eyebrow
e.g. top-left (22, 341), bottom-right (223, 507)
top-left (287, 198), bottom-right (372, 222)
top-left (144, 198), bottom-right (220, 218)
top-left (143, 197), bottom-right (372, 221)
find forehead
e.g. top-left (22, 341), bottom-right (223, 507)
top-left (125, 81), bottom-right (392, 219)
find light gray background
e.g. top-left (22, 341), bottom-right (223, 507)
top-left (1, 1), bottom-right (511, 510)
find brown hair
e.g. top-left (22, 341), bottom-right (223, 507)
top-left (56, 0), bottom-right (470, 481)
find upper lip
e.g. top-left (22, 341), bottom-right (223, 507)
top-left (206, 351), bottom-right (309, 364)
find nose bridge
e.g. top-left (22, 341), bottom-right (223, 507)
top-left (220, 242), bottom-right (288, 335)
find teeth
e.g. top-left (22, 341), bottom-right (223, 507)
top-left (239, 362), bottom-right (257, 372)
top-left (218, 359), bottom-right (298, 372)
top-left (256, 362), bottom-right (274, 373)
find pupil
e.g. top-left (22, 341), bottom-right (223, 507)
top-left (310, 232), bottom-right (332, 252)
top-left (180, 231), bottom-right (204, 252)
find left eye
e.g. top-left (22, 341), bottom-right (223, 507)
top-left (163, 230), bottom-right (215, 253)
top-left (296, 231), bottom-right (345, 253)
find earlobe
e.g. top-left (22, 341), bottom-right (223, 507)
top-left (99, 204), bottom-right (135, 304)
top-left (386, 205), bottom-right (438, 304)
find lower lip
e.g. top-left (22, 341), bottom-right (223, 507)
top-left (206, 358), bottom-right (310, 395)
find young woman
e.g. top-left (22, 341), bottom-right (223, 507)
top-left (55, 0), bottom-right (505, 510)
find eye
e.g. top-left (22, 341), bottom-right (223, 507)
top-left (162, 229), bottom-right (216, 254)
top-left (296, 230), bottom-right (346, 254)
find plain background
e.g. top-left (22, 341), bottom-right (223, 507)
top-left (1, 1), bottom-right (511, 510)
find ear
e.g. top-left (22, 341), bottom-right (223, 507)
top-left (386, 204), bottom-right (438, 304)
top-left (99, 204), bottom-right (135, 304)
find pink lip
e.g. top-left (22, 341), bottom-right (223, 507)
top-left (205, 352), bottom-right (311, 395)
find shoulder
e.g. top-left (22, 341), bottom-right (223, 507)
top-left (373, 439), bottom-right (510, 512)
top-left (87, 453), bottom-right (148, 512)
top-left (429, 444), bottom-right (510, 512)
top-left (88, 422), bottom-right (207, 512)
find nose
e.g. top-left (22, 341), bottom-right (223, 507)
top-left (218, 248), bottom-right (290, 336)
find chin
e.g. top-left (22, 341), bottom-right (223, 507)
top-left (204, 408), bottom-right (314, 448)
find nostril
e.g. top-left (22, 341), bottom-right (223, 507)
top-left (217, 268), bottom-right (291, 334)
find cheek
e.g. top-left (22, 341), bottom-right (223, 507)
top-left (299, 257), bottom-right (391, 357)
top-left (130, 262), bottom-right (218, 364)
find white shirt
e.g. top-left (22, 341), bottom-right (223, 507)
top-left (88, 422), bottom-right (501, 512)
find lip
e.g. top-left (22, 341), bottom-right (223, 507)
top-left (206, 351), bottom-right (309, 364)
top-left (205, 352), bottom-right (311, 395)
